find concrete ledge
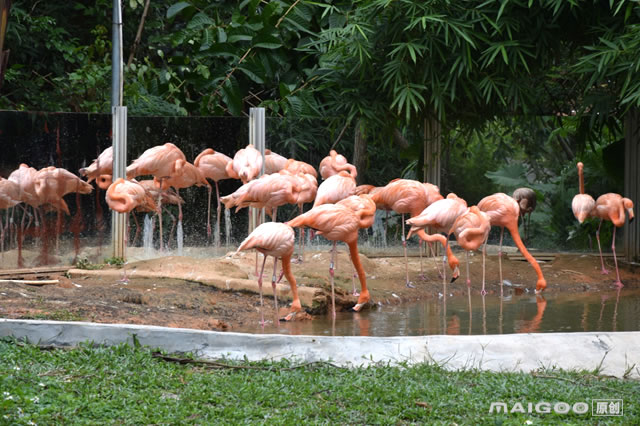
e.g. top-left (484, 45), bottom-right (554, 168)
top-left (67, 268), bottom-right (324, 309)
top-left (1, 319), bottom-right (639, 378)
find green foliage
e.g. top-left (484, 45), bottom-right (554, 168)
top-left (1, 339), bottom-right (639, 424)
top-left (104, 257), bottom-right (126, 267)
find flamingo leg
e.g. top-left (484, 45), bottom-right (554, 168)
top-left (429, 240), bottom-right (444, 279)
top-left (257, 253), bottom-right (268, 326)
top-left (481, 240), bottom-right (487, 296)
top-left (351, 260), bottom-right (359, 296)
top-left (157, 179), bottom-right (165, 251)
top-left (596, 219), bottom-right (609, 274)
top-left (132, 213), bottom-right (141, 246)
top-left (215, 181), bottom-right (222, 248)
top-left (329, 241), bottom-right (337, 318)
top-left (402, 213), bottom-right (414, 288)
top-left (349, 240), bottom-right (370, 312)
top-left (271, 256), bottom-right (279, 322)
top-left (281, 254), bottom-right (302, 321)
top-left (465, 251), bottom-right (471, 287)
top-left (498, 227), bottom-right (504, 288)
top-left (611, 225), bottom-right (623, 287)
top-left (206, 184), bottom-right (212, 241)
top-left (418, 239), bottom-right (426, 280)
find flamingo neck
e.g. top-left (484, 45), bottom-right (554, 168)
top-left (506, 223), bottom-right (547, 291)
top-left (578, 166), bottom-right (585, 195)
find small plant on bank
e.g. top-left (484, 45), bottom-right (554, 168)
top-left (104, 257), bottom-right (125, 267)
top-left (74, 257), bottom-right (104, 270)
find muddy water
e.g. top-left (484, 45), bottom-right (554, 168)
top-left (236, 288), bottom-right (640, 337)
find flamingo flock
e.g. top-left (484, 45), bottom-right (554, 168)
top-left (0, 142), bottom-right (635, 322)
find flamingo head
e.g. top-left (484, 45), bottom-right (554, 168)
top-left (535, 278), bottom-right (547, 294)
top-left (450, 266), bottom-right (460, 283)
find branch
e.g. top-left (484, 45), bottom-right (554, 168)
top-left (127, 0), bottom-right (151, 67)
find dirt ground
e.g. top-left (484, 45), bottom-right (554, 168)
top-left (1, 244), bottom-right (638, 332)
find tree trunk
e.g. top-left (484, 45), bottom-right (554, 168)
top-left (423, 116), bottom-right (441, 187)
top-left (624, 108), bottom-right (640, 262)
top-left (353, 119), bottom-right (367, 185)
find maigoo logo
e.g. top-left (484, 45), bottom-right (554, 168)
top-left (489, 401), bottom-right (590, 415)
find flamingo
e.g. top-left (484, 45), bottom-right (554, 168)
top-left (319, 150), bottom-right (357, 180)
top-left (225, 144), bottom-right (263, 184)
top-left (126, 143), bottom-right (187, 250)
top-left (336, 194), bottom-right (377, 295)
top-left (33, 167), bottom-right (94, 215)
top-left (406, 193), bottom-right (468, 282)
top-left (512, 187), bottom-right (536, 241)
top-left (371, 179), bottom-right (443, 287)
top-left (279, 169), bottom-right (317, 262)
top-left (194, 148), bottom-right (232, 245)
top-left (448, 206), bottom-right (491, 294)
top-left (221, 172), bottom-right (299, 222)
top-left (283, 158), bottom-right (318, 178)
top-left (478, 192), bottom-right (547, 293)
top-left (106, 178), bottom-right (158, 281)
top-left (571, 162), bottom-right (596, 223)
top-left (313, 171), bottom-right (356, 207)
top-left (287, 203), bottom-right (372, 316)
top-left (264, 149), bottom-right (288, 174)
top-left (79, 146), bottom-right (113, 187)
top-left (593, 193), bottom-right (634, 287)
top-left (136, 180), bottom-right (184, 247)
top-left (235, 222), bottom-right (301, 324)
top-left (0, 178), bottom-right (21, 255)
top-left (8, 164), bottom-right (41, 267)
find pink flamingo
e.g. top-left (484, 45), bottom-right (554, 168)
top-left (194, 148), bottom-right (232, 245)
top-left (225, 144), bottom-right (263, 184)
top-left (287, 202), bottom-right (372, 315)
top-left (371, 179), bottom-right (442, 287)
top-left (235, 222), bottom-right (302, 324)
top-left (319, 150), bottom-right (357, 180)
top-left (593, 193), bottom-right (634, 287)
top-left (448, 206), bottom-right (491, 294)
top-left (406, 193), bottom-right (468, 282)
top-left (478, 192), bottom-right (547, 293)
top-left (79, 146), bottom-right (113, 187)
top-left (0, 178), bottom-right (21, 256)
top-left (337, 194), bottom-right (377, 296)
top-left (279, 169), bottom-right (317, 262)
top-left (126, 143), bottom-right (186, 250)
top-left (283, 158), bottom-right (318, 178)
top-left (264, 149), bottom-right (288, 174)
top-left (313, 170), bottom-right (356, 207)
top-left (571, 162), bottom-right (596, 223)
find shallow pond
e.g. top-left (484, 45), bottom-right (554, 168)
top-left (236, 288), bottom-right (640, 337)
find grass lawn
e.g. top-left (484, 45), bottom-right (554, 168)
top-left (1, 337), bottom-right (637, 424)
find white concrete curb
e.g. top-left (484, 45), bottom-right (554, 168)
top-left (1, 319), bottom-right (639, 378)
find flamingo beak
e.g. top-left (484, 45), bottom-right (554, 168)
top-left (450, 267), bottom-right (460, 283)
top-left (628, 208), bottom-right (634, 223)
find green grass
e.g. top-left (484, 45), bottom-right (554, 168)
top-left (0, 338), bottom-right (637, 425)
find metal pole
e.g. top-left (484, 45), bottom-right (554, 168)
top-left (111, 0), bottom-right (126, 259)
top-left (249, 108), bottom-right (265, 231)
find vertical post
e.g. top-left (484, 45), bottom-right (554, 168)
top-left (111, 0), bottom-right (126, 259)
top-left (249, 108), bottom-right (265, 231)
top-left (624, 109), bottom-right (640, 263)
top-left (112, 107), bottom-right (127, 259)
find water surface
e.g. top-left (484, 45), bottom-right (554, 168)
top-left (236, 288), bottom-right (640, 337)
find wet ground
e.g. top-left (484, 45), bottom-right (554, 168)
top-left (1, 241), bottom-right (639, 335)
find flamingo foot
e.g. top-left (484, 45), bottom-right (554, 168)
top-left (406, 281), bottom-right (415, 289)
top-left (282, 311), bottom-right (297, 321)
top-left (352, 290), bottom-right (360, 297)
top-left (601, 267), bottom-right (610, 275)
top-left (418, 273), bottom-right (427, 281)
top-left (481, 289), bottom-right (487, 296)
top-left (119, 276), bottom-right (129, 284)
top-left (613, 280), bottom-right (624, 288)
top-left (351, 302), bottom-right (367, 312)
